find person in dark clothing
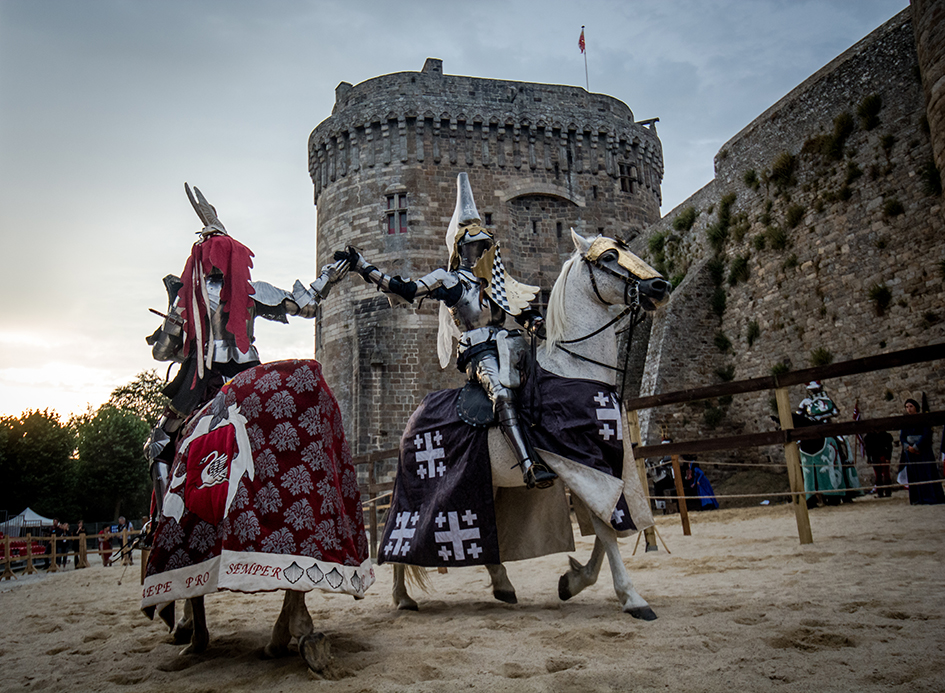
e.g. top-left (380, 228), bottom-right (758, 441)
top-left (864, 430), bottom-right (894, 497)
top-left (682, 455), bottom-right (719, 511)
top-left (899, 399), bottom-right (945, 505)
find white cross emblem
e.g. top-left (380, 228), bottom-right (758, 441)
top-left (384, 511), bottom-right (418, 558)
top-left (413, 430), bottom-right (446, 480)
top-left (594, 392), bottom-right (623, 442)
top-left (611, 507), bottom-right (625, 525)
top-left (434, 510), bottom-right (481, 562)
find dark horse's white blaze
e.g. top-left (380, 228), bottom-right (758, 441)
top-left (392, 230), bottom-right (670, 618)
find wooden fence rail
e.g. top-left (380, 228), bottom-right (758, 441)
top-left (625, 342), bottom-right (945, 545)
top-left (352, 448), bottom-right (399, 558)
top-left (2, 529), bottom-right (142, 580)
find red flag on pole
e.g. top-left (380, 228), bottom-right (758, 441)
top-left (579, 27), bottom-right (586, 54)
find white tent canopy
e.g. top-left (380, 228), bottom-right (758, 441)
top-left (0, 507), bottom-right (54, 535)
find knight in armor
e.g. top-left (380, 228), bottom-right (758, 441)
top-left (345, 172), bottom-right (556, 489)
top-left (796, 381), bottom-right (839, 422)
top-left (144, 183), bottom-right (349, 517)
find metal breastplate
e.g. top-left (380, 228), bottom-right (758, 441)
top-left (449, 270), bottom-right (505, 332)
top-left (206, 278), bottom-right (259, 364)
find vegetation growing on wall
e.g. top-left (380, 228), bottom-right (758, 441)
top-left (746, 320), bottom-right (760, 347)
top-left (715, 364), bottom-right (736, 382)
top-left (769, 152), bottom-right (796, 188)
top-left (858, 93), bottom-right (883, 131)
top-left (706, 192), bottom-right (737, 254)
top-left (743, 169), bottom-right (760, 190)
top-left (802, 111), bottom-right (856, 162)
top-left (810, 347), bottom-right (834, 367)
top-left (672, 206), bottom-right (698, 233)
top-left (883, 197), bottom-right (904, 218)
top-left (868, 283), bottom-right (893, 315)
top-left (728, 254), bottom-right (750, 286)
top-left (714, 330), bottom-right (732, 353)
top-left (785, 204), bottom-right (805, 228)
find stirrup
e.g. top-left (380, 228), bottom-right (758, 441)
top-left (523, 461), bottom-right (557, 490)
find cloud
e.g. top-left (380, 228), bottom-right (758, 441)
top-left (0, 0), bottom-right (908, 418)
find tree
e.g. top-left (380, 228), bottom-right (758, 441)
top-left (73, 405), bottom-right (151, 522)
top-left (107, 369), bottom-right (169, 427)
top-left (0, 410), bottom-right (77, 519)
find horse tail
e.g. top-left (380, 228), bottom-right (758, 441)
top-left (402, 564), bottom-right (432, 593)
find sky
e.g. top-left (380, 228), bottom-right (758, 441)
top-left (0, 0), bottom-right (909, 419)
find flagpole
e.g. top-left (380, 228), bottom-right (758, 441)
top-left (582, 26), bottom-right (589, 92)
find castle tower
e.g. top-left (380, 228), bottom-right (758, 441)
top-left (309, 58), bottom-right (663, 457)
top-left (912, 0), bottom-right (945, 194)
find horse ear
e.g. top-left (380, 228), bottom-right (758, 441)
top-left (570, 228), bottom-right (592, 255)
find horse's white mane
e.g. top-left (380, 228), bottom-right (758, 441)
top-left (544, 250), bottom-right (583, 352)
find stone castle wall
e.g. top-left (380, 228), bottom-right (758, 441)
top-left (309, 59), bottom-right (664, 462)
top-left (634, 7), bottom-right (945, 475)
top-left (913, 0), bottom-right (945, 187)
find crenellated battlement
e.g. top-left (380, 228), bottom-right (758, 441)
top-left (308, 60), bottom-right (663, 205)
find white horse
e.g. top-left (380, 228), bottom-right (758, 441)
top-left (391, 230), bottom-right (670, 618)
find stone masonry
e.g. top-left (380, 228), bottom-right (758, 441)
top-left (634, 7), bottom-right (945, 482)
top-left (309, 59), bottom-right (663, 465)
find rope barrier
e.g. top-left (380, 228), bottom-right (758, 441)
top-left (649, 477), bottom-right (943, 501)
top-left (361, 490), bottom-right (393, 509)
top-left (646, 459), bottom-right (788, 469)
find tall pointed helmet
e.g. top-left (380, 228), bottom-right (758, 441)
top-left (185, 182), bottom-right (227, 237)
top-left (447, 172), bottom-right (494, 269)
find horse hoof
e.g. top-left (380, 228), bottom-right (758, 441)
top-left (493, 589), bottom-right (518, 604)
top-left (179, 640), bottom-right (207, 656)
top-left (172, 626), bottom-right (194, 646)
top-left (261, 643), bottom-right (289, 660)
top-left (645, 544), bottom-right (659, 553)
top-left (299, 632), bottom-right (331, 674)
top-left (626, 605), bottom-right (658, 621)
top-left (396, 598), bottom-right (419, 611)
top-left (557, 574), bottom-right (573, 601)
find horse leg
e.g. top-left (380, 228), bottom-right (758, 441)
top-left (485, 564), bottom-right (517, 604)
top-left (557, 537), bottom-right (605, 601)
top-left (264, 591), bottom-right (313, 658)
top-left (392, 564), bottom-right (419, 611)
top-left (180, 596), bottom-right (209, 654)
top-left (262, 591), bottom-right (330, 674)
top-left (170, 600), bottom-right (193, 645)
top-left (590, 515), bottom-right (656, 620)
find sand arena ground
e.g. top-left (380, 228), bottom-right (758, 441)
top-left (1, 495), bottom-right (942, 692)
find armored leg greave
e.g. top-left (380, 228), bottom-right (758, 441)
top-left (494, 399), bottom-right (557, 489)
top-left (473, 352), bottom-right (556, 489)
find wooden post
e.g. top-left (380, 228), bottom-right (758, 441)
top-left (775, 386), bottom-right (814, 545)
top-left (626, 409), bottom-right (659, 550)
top-left (121, 528), bottom-right (131, 566)
top-left (140, 548), bottom-right (149, 585)
top-left (670, 455), bottom-right (691, 536)
top-left (48, 532), bottom-right (58, 572)
top-left (2, 535), bottom-right (14, 580)
top-left (368, 461), bottom-right (378, 560)
top-left (25, 533), bottom-right (36, 575)
top-left (78, 534), bottom-right (90, 569)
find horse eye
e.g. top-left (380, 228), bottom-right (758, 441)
top-left (600, 250), bottom-right (618, 263)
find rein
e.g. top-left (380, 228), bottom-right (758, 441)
top-left (553, 257), bottom-right (642, 378)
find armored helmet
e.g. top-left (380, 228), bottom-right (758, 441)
top-left (185, 183), bottom-right (227, 238)
top-left (448, 173), bottom-right (494, 269)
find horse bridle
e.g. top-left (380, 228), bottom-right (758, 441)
top-left (553, 255), bottom-right (645, 376)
